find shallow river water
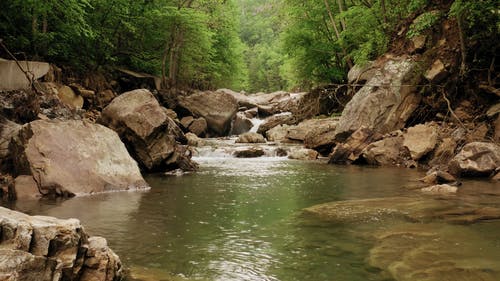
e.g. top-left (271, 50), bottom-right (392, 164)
top-left (6, 151), bottom-right (500, 281)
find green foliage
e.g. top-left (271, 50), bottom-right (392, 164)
top-left (1, 0), bottom-right (497, 91)
top-left (407, 0), bottom-right (429, 14)
top-left (449, 0), bottom-right (499, 68)
top-left (0, 0), bottom-right (247, 90)
top-left (0, 0), bottom-right (92, 68)
top-left (237, 0), bottom-right (285, 92)
top-left (407, 11), bottom-right (442, 38)
top-left (340, 6), bottom-right (388, 65)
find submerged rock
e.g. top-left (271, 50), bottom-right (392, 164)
top-left (334, 58), bottom-right (422, 141)
top-left (449, 142), bottom-right (500, 177)
top-left (304, 196), bottom-right (500, 224)
top-left (10, 119), bottom-right (149, 198)
top-left (369, 222), bottom-right (500, 281)
top-left (421, 184), bottom-right (458, 194)
top-left (420, 170), bottom-right (456, 185)
top-left (178, 90), bottom-right (238, 136)
top-left (0, 207), bottom-right (123, 281)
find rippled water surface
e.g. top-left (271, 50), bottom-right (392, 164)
top-left (8, 155), bottom-right (500, 281)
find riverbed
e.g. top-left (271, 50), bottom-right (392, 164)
top-left (5, 149), bottom-right (500, 281)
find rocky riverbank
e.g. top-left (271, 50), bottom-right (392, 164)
top-left (0, 3), bottom-right (499, 279)
top-left (0, 206), bottom-right (122, 281)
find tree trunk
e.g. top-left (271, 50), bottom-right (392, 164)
top-left (380, 0), bottom-right (387, 25)
top-left (160, 0), bottom-right (195, 89)
top-left (324, 0), bottom-right (353, 69)
top-left (31, 9), bottom-right (38, 56)
top-left (337, 0), bottom-right (347, 31)
top-left (456, 13), bottom-right (467, 77)
top-left (168, 28), bottom-right (184, 88)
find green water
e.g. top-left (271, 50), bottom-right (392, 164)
top-left (8, 157), bottom-right (500, 281)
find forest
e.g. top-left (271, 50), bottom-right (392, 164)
top-left (1, 1), bottom-right (500, 281)
top-left (1, 0), bottom-right (497, 93)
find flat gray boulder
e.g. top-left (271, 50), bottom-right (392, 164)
top-left (335, 58), bottom-right (422, 141)
top-left (10, 119), bottom-right (148, 197)
top-left (178, 91), bottom-right (238, 136)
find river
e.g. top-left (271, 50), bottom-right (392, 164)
top-left (5, 142), bottom-right (500, 281)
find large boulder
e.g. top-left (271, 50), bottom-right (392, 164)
top-left (403, 123), bottom-right (438, 160)
top-left (303, 120), bottom-right (339, 154)
top-left (329, 127), bottom-right (381, 164)
top-left (10, 119), bottom-right (148, 197)
top-left (0, 116), bottom-right (21, 164)
top-left (287, 118), bottom-right (339, 141)
top-left (334, 58), bottom-right (422, 141)
top-left (362, 132), bottom-right (407, 166)
top-left (0, 207), bottom-right (122, 281)
top-left (266, 125), bottom-right (290, 142)
top-left (347, 61), bottom-right (376, 84)
top-left (178, 91), bottom-right (238, 136)
top-left (288, 148), bottom-right (319, 160)
top-left (188, 117), bottom-right (208, 137)
top-left (257, 113), bottom-right (296, 135)
top-left (216, 89), bottom-right (257, 108)
top-left (449, 142), bottom-right (500, 177)
top-left (100, 89), bottom-right (194, 171)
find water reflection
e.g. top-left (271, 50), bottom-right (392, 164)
top-left (5, 157), bottom-right (500, 281)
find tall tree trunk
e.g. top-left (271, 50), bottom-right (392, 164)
top-left (380, 0), bottom-right (387, 25)
top-left (168, 28), bottom-right (184, 88)
top-left (161, 0), bottom-right (195, 89)
top-left (42, 13), bottom-right (48, 33)
top-left (31, 8), bottom-right (38, 56)
top-left (161, 37), bottom-right (173, 88)
top-left (324, 0), bottom-right (353, 69)
top-left (337, 0), bottom-right (347, 31)
top-left (456, 13), bottom-right (467, 77)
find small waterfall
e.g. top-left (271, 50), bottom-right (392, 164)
top-left (249, 118), bottom-right (265, 133)
top-left (192, 138), bottom-right (294, 160)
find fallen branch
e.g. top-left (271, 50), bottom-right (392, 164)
top-left (0, 39), bottom-right (41, 94)
top-left (441, 88), bottom-right (465, 128)
top-left (479, 84), bottom-right (500, 98)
